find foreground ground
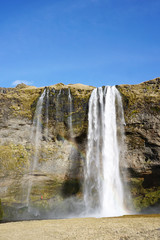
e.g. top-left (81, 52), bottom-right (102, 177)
top-left (0, 215), bottom-right (160, 240)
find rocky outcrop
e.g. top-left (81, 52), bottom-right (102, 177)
top-left (0, 79), bottom-right (159, 220)
top-left (0, 83), bottom-right (94, 220)
top-left (118, 78), bottom-right (160, 211)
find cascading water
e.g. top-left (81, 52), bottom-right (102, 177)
top-left (44, 88), bottom-right (49, 140)
top-left (68, 88), bottom-right (73, 138)
top-left (84, 86), bottom-right (127, 217)
top-left (56, 89), bottom-right (61, 122)
top-left (26, 89), bottom-right (46, 207)
top-left (32, 89), bottom-right (46, 171)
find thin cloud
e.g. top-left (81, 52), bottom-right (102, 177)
top-left (12, 80), bottom-right (33, 86)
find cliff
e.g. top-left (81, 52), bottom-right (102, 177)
top-left (0, 78), bottom-right (159, 220)
top-left (0, 83), bottom-right (94, 220)
top-left (118, 78), bottom-right (160, 211)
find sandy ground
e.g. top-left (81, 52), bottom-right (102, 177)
top-left (0, 215), bottom-right (160, 240)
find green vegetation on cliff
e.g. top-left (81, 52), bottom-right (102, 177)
top-left (130, 178), bottom-right (160, 212)
top-left (0, 199), bottom-right (3, 220)
top-left (0, 80), bottom-right (159, 218)
top-left (118, 78), bottom-right (160, 122)
top-left (0, 85), bottom-right (43, 120)
top-left (0, 143), bottom-right (30, 174)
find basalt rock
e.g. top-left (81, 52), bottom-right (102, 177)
top-left (0, 83), bottom-right (94, 220)
top-left (0, 79), bottom-right (159, 220)
top-left (118, 78), bottom-right (160, 211)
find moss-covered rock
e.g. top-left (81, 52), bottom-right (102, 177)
top-left (118, 78), bottom-right (160, 211)
top-left (0, 143), bottom-right (30, 174)
top-left (129, 177), bottom-right (160, 212)
top-left (0, 83), bottom-right (93, 220)
top-left (0, 199), bottom-right (3, 220)
top-left (0, 79), bottom-right (159, 218)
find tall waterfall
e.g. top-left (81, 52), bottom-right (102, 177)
top-left (32, 89), bottom-right (46, 171)
top-left (26, 89), bottom-right (46, 206)
top-left (56, 89), bottom-right (61, 122)
top-left (84, 86), bottom-right (127, 217)
top-left (68, 88), bottom-right (73, 138)
top-left (44, 88), bottom-right (49, 140)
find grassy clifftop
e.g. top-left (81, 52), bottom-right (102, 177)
top-left (118, 78), bottom-right (160, 122)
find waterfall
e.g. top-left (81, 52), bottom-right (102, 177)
top-left (45, 88), bottom-right (49, 140)
top-left (56, 89), bottom-right (61, 122)
top-left (26, 89), bottom-right (46, 207)
top-left (84, 86), bottom-right (127, 217)
top-left (32, 89), bottom-right (46, 171)
top-left (68, 88), bottom-right (73, 138)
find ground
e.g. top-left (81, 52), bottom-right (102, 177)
top-left (0, 215), bottom-right (160, 240)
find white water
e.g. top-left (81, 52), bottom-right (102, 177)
top-left (56, 89), bottom-right (61, 122)
top-left (84, 86), bottom-right (127, 217)
top-left (26, 89), bottom-right (46, 207)
top-left (32, 89), bottom-right (46, 171)
top-left (44, 88), bottom-right (49, 140)
top-left (68, 88), bottom-right (73, 138)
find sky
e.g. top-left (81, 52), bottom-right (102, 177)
top-left (0, 0), bottom-right (160, 88)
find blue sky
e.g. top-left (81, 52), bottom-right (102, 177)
top-left (0, 0), bottom-right (160, 88)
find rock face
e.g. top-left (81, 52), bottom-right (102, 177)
top-left (0, 79), bottom-right (159, 220)
top-left (118, 78), bottom-right (160, 211)
top-left (0, 83), bottom-right (94, 220)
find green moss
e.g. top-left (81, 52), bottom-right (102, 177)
top-left (130, 109), bottom-right (139, 117)
top-left (130, 178), bottom-right (144, 196)
top-left (130, 178), bottom-right (160, 211)
top-left (29, 179), bottom-right (62, 203)
top-left (133, 189), bottom-right (160, 211)
top-left (0, 143), bottom-right (30, 173)
top-left (1, 87), bottom-right (43, 120)
top-left (118, 81), bottom-right (160, 124)
top-left (0, 199), bottom-right (3, 220)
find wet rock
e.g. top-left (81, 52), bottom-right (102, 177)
top-left (0, 79), bottom-right (159, 218)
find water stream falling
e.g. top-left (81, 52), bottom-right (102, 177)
top-left (44, 88), bottom-right (49, 140)
top-left (26, 89), bottom-right (46, 207)
top-left (32, 89), bottom-right (46, 171)
top-left (56, 89), bottom-right (61, 122)
top-left (68, 88), bottom-right (73, 138)
top-left (84, 86), bottom-right (127, 217)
